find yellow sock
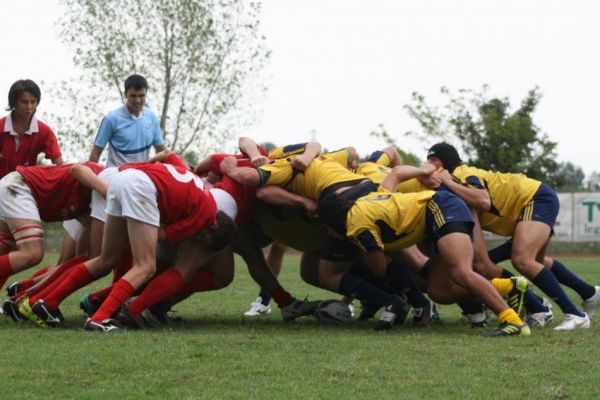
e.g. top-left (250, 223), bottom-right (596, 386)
top-left (491, 278), bottom-right (513, 297)
top-left (498, 308), bottom-right (523, 325)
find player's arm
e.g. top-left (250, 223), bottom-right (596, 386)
top-left (382, 146), bottom-right (403, 167)
top-left (51, 156), bottom-right (64, 165)
top-left (381, 164), bottom-right (437, 192)
top-left (148, 149), bottom-right (175, 163)
top-left (438, 170), bottom-right (491, 211)
top-left (256, 185), bottom-right (317, 212)
top-left (193, 155), bottom-right (215, 176)
top-left (71, 164), bottom-right (108, 198)
top-left (292, 141), bottom-right (321, 171)
top-left (220, 156), bottom-right (261, 186)
top-left (154, 144), bottom-right (167, 153)
top-left (88, 146), bottom-right (103, 163)
top-left (239, 137), bottom-right (270, 167)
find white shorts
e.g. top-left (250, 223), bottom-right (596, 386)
top-left (0, 172), bottom-right (41, 221)
top-left (90, 167), bottom-right (120, 223)
top-left (106, 169), bottom-right (159, 227)
top-left (62, 219), bottom-right (83, 241)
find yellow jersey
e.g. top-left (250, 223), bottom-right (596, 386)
top-left (356, 156), bottom-right (428, 194)
top-left (268, 143), bottom-right (308, 159)
top-left (477, 212), bottom-right (518, 237)
top-left (452, 165), bottom-right (541, 221)
top-left (346, 190), bottom-right (436, 252)
top-left (268, 144), bottom-right (352, 168)
top-left (257, 157), bottom-right (367, 200)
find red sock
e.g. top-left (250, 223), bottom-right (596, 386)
top-left (180, 270), bottom-right (215, 293)
top-left (89, 285), bottom-right (113, 303)
top-left (42, 263), bottom-right (95, 309)
top-left (91, 279), bottom-right (135, 322)
top-left (31, 265), bottom-right (50, 279)
top-left (127, 269), bottom-right (185, 317)
top-left (270, 286), bottom-right (294, 308)
top-left (0, 254), bottom-right (14, 289)
top-left (16, 265), bottom-right (51, 293)
top-left (16, 278), bottom-right (36, 292)
top-left (28, 255), bottom-right (87, 303)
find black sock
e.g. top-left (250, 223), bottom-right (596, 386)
top-left (339, 273), bottom-right (394, 307)
top-left (550, 259), bottom-right (595, 300)
top-left (258, 288), bottom-right (272, 306)
top-left (418, 259), bottom-right (431, 280)
top-left (457, 299), bottom-right (485, 315)
top-left (387, 262), bottom-right (429, 308)
top-left (532, 268), bottom-right (584, 317)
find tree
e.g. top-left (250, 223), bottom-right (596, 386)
top-left (587, 171), bottom-right (600, 191)
top-left (259, 142), bottom-right (277, 152)
top-left (369, 124), bottom-right (421, 166)
top-left (549, 162), bottom-right (586, 192)
top-left (51, 0), bottom-right (270, 162)
top-left (403, 86), bottom-right (567, 184)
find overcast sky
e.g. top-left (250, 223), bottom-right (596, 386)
top-left (1, 0), bottom-right (598, 176)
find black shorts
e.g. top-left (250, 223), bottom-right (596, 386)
top-left (317, 180), bottom-right (379, 234)
top-left (319, 234), bottom-right (359, 262)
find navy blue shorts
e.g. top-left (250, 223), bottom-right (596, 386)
top-left (426, 191), bottom-right (474, 242)
top-left (518, 183), bottom-right (559, 229)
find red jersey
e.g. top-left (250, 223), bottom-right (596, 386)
top-left (194, 152), bottom-right (260, 228)
top-left (120, 162), bottom-right (217, 245)
top-left (201, 153), bottom-right (256, 176)
top-left (214, 175), bottom-right (257, 228)
top-left (17, 162), bottom-right (104, 222)
top-left (0, 116), bottom-right (62, 179)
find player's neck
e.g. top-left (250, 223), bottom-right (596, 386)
top-left (11, 112), bottom-right (32, 135)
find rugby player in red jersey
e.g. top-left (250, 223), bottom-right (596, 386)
top-left (0, 162), bottom-right (105, 293)
top-left (118, 149), bottom-right (320, 328)
top-left (18, 152), bottom-right (234, 331)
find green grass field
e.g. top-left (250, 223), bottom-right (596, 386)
top-left (1, 255), bottom-right (599, 399)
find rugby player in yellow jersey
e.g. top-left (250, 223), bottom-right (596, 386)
top-left (243, 140), bottom-right (438, 323)
top-left (427, 142), bottom-right (596, 330)
top-left (350, 148), bottom-right (448, 322)
top-left (355, 150), bottom-right (497, 326)
top-left (221, 141), bottom-right (429, 328)
top-left (344, 165), bottom-right (531, 336)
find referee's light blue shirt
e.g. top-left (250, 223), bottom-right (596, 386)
top-left (94, 106), bottom-right (165, 167)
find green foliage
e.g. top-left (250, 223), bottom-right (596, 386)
top-left (550, 161), bottom-right (586, 192)
top-left (404, 86), bottom-right (584, 186)
top-left (2, 255), bottom-right (600, 399)
top-left (259, 141), bottom-right (277, 151)
top-left (368, 123), bottom-right (421, 166)
top-left (51, 0), bottom-right (270, 161)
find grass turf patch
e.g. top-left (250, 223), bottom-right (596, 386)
top-left (1, 256), bottom-right (599, 399)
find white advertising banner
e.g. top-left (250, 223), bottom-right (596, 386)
top-left (573, 193), bottom-right (600, 242)
top-left (554, 193), bottom-right (573, 241)
top-left (481, 192), bottom-right (600, 243)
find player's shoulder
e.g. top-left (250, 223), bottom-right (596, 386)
top-left (33, 118), bottom-right (55, 135)
top-left (142, 106), bottom-right (160, 121)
